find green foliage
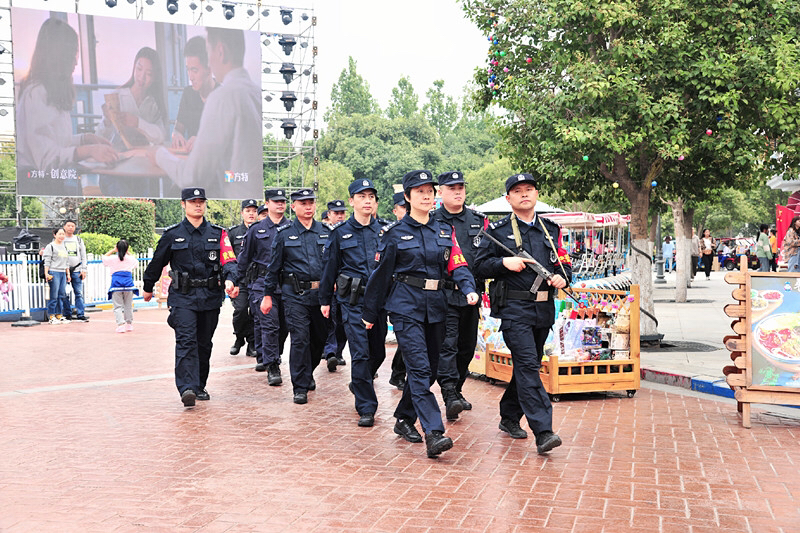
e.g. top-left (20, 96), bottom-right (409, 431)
top-left (80, 198), bottom-right (155, 253)
top-left (386, 76), bottom-right (420, 120)
top-left (465, 158), bottom-right (514, 206)
top-left (0, 149), bottom-right (44, 226)
top-left (325, 57), bottom-right (381, 122)
top-left (694, 185), bottom-right (789, 237)
top-left (441, 113), bottom-right (501, 174)
top-left (79, 232), bottom-right (118, 255)
top-left (316, 161), bottom-right (354, 216)
top-left (153, 199), bottom-right (183, 228)
top-left (423, 80), bottom-right (459, 137)
top-left (460, 0), bottom-right (800, 239)
top-left (206, 200), bottom-right (242, 228)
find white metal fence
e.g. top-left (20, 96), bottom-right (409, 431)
top-left (0, 251), bottom-right (153, 317)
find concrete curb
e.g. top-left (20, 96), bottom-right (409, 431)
top-left (641, 367), bottom-right (735, 399)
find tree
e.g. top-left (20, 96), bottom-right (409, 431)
top-left (461, 0), bottom-right (800, 335)
top-left (324, 57), bottom-right (380, 122)
top-left (153, 199), bottom-right (183, 228)
top-left (465, 157), bottom-right (514, 206)
top-left (316, 160), bottom-right (355, 216)
top-left (423, 80), bottom-right (459, 136)
top-left (386, 76), bottom-right (420, 120)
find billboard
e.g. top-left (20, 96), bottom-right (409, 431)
top-left (12, 7), bottom-right (263, 200)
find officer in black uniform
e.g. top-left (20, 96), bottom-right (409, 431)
top-left (257, 204), bottom-right (268, 221)
top-left (322, 199), bottom-right (349, 369)
top-left (236, 189), bottom-right (289, 384)
top-left (320, 179), bottom-right (385, 427)
top-left (432, 171), bottom-right (489, 420)
top-left (228, 199), bottom-right (259, 357)
top-left (387, 191), bottom-right (408, 391)
top-left (473, 173), bottom-right (572, 454)
top-left (261, 188), bottom-right (331, 405)
top-left (143, 187), bottom-right (239, 407)
top-left (363, 170), bottom-right (479, 458)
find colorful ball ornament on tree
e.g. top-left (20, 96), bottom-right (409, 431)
top-left (612, 182), bottom-right (619, 188)
top-left (678, 155), bottom-right (685, 161)
top-left (706, 129), bottom-right (713, 135)
top-left (526, 57), bottom-right (532, 63)
top-left (503, 67), bottom-right (509, 73)
top-left (651, 180), bottom-right (658, 187)
top-left (582, 155), bottom-right (589, 161)
top-left (499, 51), bottom-right (506, 57)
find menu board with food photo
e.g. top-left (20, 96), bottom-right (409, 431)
top-left (747, 274), bottom-right (800, 390)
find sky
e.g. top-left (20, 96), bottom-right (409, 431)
top-left (0, 0), bottom-right (489, 135)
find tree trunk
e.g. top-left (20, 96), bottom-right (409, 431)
top-left (627, 186), bottom-right (658, 336)
top-left (668, 198), bottom-right (689, 302)
top-left (684, 208), bottom-right (695, 287)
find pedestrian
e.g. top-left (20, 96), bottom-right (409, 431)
top-left (699, 229), bottom-right (716, 280)
top-left (62, 220), bottom-right (89, 321)
top-left (42, 227), bottom-right (71, 324)
top-left (362, 170), bottom-right (478, 459)
top-left (236, 188), bottom-right (289, 383)
top-left (102, 239), bottom-right (139, 333)
top-left (756, 224), bottom-right (773, 272)
top-left (769, 229), bottom-right (778, 272)
top-left (783, 216), bottom-right (800, 272)
top-left (261, 188), bottom-right (331, 405)
top-left (319, 180), bottom-right (385, 426)
top-left (690, 228), bottom-right (700, 280)
top-left (473, 172), bottom-right (572, 455)
top-left (142, 187), bottom-right (239, 408)
top-left (662, 236), bottom-right (675, 273)
top-left (432, 171), bottom-right (489, 421)
top-left (323, 199), bottom-right (350, 370)
top-left (227, 198), bottom-right (259, 357)
top-left (387, 191), bottom-right (408, 391)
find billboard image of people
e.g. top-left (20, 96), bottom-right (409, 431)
top-left (12, 7), bottom-right (262, 200)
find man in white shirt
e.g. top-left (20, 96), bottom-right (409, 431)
top-left (151, 28), bottom-right (260, 199)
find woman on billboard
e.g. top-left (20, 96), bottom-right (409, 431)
top-left (96, 46), bottom-right (168, 151)
top-left (17, 17), bottom-right (118, 196)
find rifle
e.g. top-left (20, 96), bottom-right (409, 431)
top-left (478, 228), bottom-right (580, 305)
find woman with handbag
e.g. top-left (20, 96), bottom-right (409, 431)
top-left (782, 216), bottom-right (800, 273)
top-left (699, 229), bottom-right (716, 280)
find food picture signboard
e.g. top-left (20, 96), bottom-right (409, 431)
top-left (746, 273), bottom-right (800, 390)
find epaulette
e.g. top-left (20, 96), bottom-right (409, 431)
top-left (329, 220), bottom-right (346, 232)
top-left (541, 217), bottom-right (561, 230)
top-left (276, 222), bottom-right (292, 233)
top-left (469, 207), bottom-right (487, 219)
top-left (376, 217), bottom-right (391, 226)
top-left (489, 215), bottom-right (511, 230)
top-left (379, 220), bottom-right (400, 237)
top-left (227, 224), bottom-right (238, 232)
top-left (210, 223), bottom-right (225, 231)
top-left (163, 222), bottom-right (180, 232)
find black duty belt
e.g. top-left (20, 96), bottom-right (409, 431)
top-left (282, 274), bottom-right (320, 290)
top-left (394, 274), bottom-right (444, 291)
top-left (507, 288), bottom-right (551, 302)
top-left (187, 276), bottom-right (220, 288)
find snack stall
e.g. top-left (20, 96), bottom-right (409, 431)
top-left (470, 211), bottom-right (640, 400)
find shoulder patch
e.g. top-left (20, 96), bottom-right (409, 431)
top-left (330, 220), bottom-right (346, 231)
top-left (489, 216), bottom-right (510, 230)
top-left (164, 222), bottom-right (180, 232)
top-left (469, 208), bottom-right (487, 219)
top-left (227, 225), bottom-right (238, 232)
top-left (210, 223), bottom-right (225, 231)
top-left (381, 220), bottom-right (400, 233)
top-left (276, 223), bottom-right (292, 233)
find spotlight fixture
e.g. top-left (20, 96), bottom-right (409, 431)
top-left (278, 35), bottom-right (296, 55)
top-left (300, 41), bottom-right (308, 48)
top-left (106, 0), bottom-right (117, 6)
top-left (222, 2), bottom-right (234, 19)
top-left (0, 109), bottom-right (7, 117)
top-left (127, 0), bottom-right (136, 3)
top-left (262, 38), bottom-right (271, 46)
top-left (265, 94), bottom-right (273, 102)
top-left (0, 79), bottom-right (6, 85)
top-left (302, 124), bottom-right (310, 132)
top-left (303, 68), bottom-right (311, 76)
top-left (205, 4), bottom-right (213, 12)
top-left (301, 13), bottom-right (308, 21)
top-left (279, 63), bottom-right (296, 84)
top-left (280, 8), bottom-right (293, 25)
top-left (303, 96), bottom-right (310, 104)
top-left (265, 122), bottom-right (273, 129)
top-left (146, 0), bottom-right (154, 4)
top-left (167, 0), bottom-right (178, 14)
top-left (247, 8), bottom-right (254, 16)
top-left (280, 91), bottom-right (297, 111)
top-left (281, 119), bottom-right (297, 139)
top-left (263, 66), bottom-right (271, 74)
top-left (189, 1), bottom-right (197, 9)
top-left (0, 45), bottom-right (6, 55)
top-left (261, 9), bottom-right (269, 17)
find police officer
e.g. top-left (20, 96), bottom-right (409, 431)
top-left (228, 199), bottom-right (259, 357)
top-left (237, 189), bottom-right (289, 384)
top-left (320, 179), bottom-right (385, 427)
top-left (387, 191), bottom-right (408, 391)
top-left (261, 188), bottom-right (331, 405)
top-left (473, 173), bottom-right (571, 454)
top-left (257, 204), bottom-right (268, 221)
top-left (322, 199), bottom-right (349, 369)
top-left (143, 187), bottom-right (239, 407)
top-left (432, 171), bottom-right (489, 421)
top-left (362, 170), bottom-right (479, 458)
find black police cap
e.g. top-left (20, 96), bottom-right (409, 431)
top-left (349, 178), bottom-right (378, 197)
top-left (438, 171), bottom-right (465, 186)
top-left (181, 187), bottom-right (206, 201)
top-left (505, 173), bottom-right (539, 193)
top-left (265, 189), bottom-right (287, 201)
top-left (241, 199), bottom-right (258, 209)
top-left (392, 191), bottom-right (406, 206)
top-left (327, 200), bottom-right (346, 212)
top-left (402, 170), bottom-right (437, 191)
top-left (290, 188), bottom-right (316, 201)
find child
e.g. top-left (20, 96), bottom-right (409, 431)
top-left (102, 239), bottom-right (139, 332)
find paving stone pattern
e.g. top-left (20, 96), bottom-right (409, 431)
top-left (1, 308), bottom-right (799, 532)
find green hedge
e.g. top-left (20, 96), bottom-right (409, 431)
top-left (80, 198), bottom-right (156, 253)
top-left (79, 232), bottom-right (118, 255)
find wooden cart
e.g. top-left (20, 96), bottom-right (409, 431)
top-left (484, 285), bottom-right (641, 401)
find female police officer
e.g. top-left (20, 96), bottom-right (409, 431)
top-left (362, 170), bottom-right (479, 458)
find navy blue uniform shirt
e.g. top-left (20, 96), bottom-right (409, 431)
top-left (143, 217), bottom-right (237, 311)
top-left (473, 214), bottom-right (572, 327)
top-left (236, 215), bottom-right (288, 290)
top-left (433, 205), bottom-right (488, 306)
top-left (227, 222), bottom-right (251, 258)
top-left (362, 215), bottom-right (476, 325)
top-left (264, 218), bottom-right (330, 305)
top-left (319, 215), bottom-right (382, 306)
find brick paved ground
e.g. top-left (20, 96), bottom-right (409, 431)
top-left (2, 307), bottom-right (800, 533)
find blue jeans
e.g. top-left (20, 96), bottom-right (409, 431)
top-left (65, 271), bottom-right (85, 317)
top-left (788, 253), bottom-right (799, 272)
top-left (759, 257), bottom-right (771, 272)
top-left (47, 272), bottom-right (70, 317)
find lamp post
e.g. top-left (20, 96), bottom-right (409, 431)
top-left (655, 213), bottom-right (666, 284)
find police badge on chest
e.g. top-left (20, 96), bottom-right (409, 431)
top-left (209, 251), bottom-right (218, 261)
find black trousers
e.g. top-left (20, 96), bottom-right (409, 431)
top-left (340, 303), bottom-right (385, 415)
top-left (250, 290), bottom-right (286, 365)
top-left (499, 323), bottom-right (552, 436)
top-left (701, 253), bottom-right (713, 277)
top-left (284, 298), bottom-right (329, 393)
top-left (390, 348), bottom-right (407, 383)
top-left (231, 286), bottom-right (254, 347)
top-left (437, 304), bottom-right (480, 392)
top-left (167, 307), bottom-right (220, 395)
top-left (323, 300), bottom-right (347, 359)
top-left (691, 255), bottom-right (699, 278)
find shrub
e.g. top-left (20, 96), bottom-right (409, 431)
top-left (79, 232), bottom-right (118, 255)
top-left (80, 198), bottom-right (156, 253)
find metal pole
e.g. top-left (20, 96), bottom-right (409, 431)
top-left (12, 252), bottom-right (41, 327)
top-left (655, 213), bottom-right (666, 284)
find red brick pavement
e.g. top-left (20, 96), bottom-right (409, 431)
top-left (1, 307), bottom-right (800, 532)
